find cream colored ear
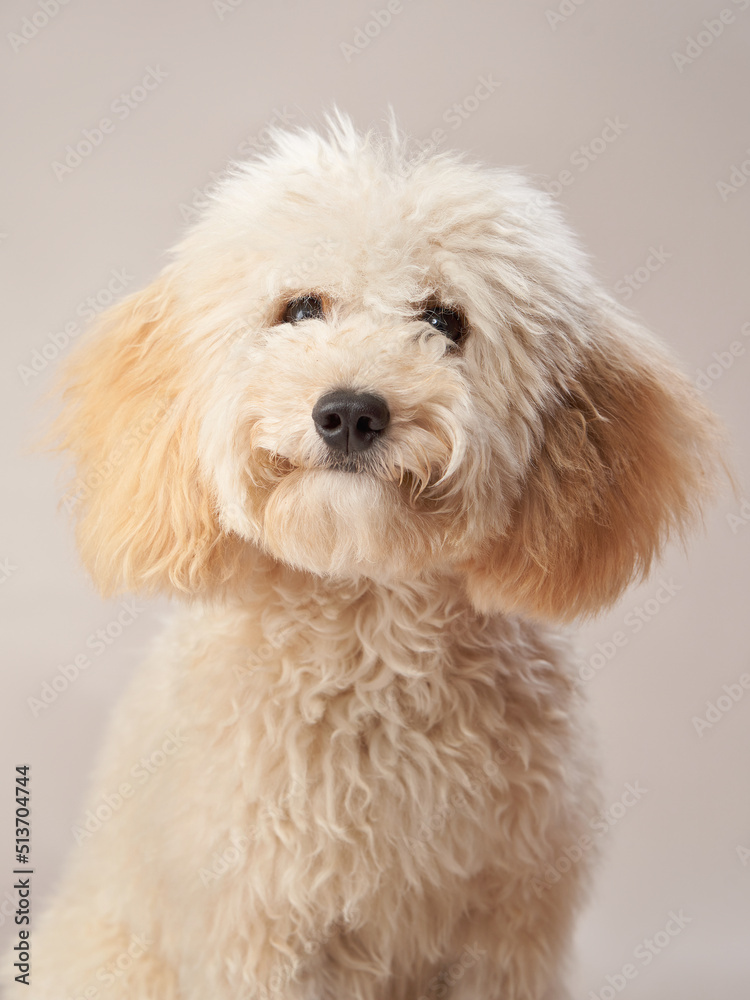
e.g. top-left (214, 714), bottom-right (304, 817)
top-left (53, 274), bottom-right (242, 596)
top-left (462, 314), bottom-right (724, 623)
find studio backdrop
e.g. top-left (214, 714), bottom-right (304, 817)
top-left (1, 1), bottom-right (749, 997)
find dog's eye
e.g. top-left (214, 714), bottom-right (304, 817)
top-left (282, 295), bottom-right (325, 324)
top-left (419, 306), bottom-right (466, 344)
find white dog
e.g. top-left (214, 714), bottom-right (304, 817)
top-left (8, 114), bottom-right (720, 999)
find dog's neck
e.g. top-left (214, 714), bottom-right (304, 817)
top-left (240, 548), bottom-right (477, 628)
top-left (183, 550), bottom-right (567, 736)
top-left (192, 549), bottom-right (555, 689)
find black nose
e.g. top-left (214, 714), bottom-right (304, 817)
top-left (312, 390), bottom-right (390, 454)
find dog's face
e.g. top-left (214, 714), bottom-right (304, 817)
top-left (55, 118), bottom-right (720, 621)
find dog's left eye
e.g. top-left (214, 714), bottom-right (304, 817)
top-left (282, 295), bottom-right (325, 324)
top-left (419, 306), bottom-right (466, 344)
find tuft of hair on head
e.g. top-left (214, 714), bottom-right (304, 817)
top-left (460, 300), bottom-right (728, 624)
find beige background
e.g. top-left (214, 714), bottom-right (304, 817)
top-left (1, 0), bottom-right (749, 996)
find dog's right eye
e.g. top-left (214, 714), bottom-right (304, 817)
top-left (419, 305), bottom-right (467, 345)
top-left (282, 295), bottom-right (325, 324)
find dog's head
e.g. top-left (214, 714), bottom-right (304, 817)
top-left (54, 115), bottom-right (722, 622)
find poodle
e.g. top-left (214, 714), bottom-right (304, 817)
top-left (7, 114), bottom-right (721, 999)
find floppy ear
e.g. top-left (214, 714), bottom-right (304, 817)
top-left (52, 273), bottom-right (241, 596)
top-left (462, 311), bottom-right (724, 623)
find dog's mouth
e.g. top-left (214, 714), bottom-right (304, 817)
top-left (254, 447), bottom-right (375, 478)
top-left (254, 447), bottom-right (447, 506)
top-left (322, 451), bottom-right (378, 475)
top-left (321, 457), bottom-right (428, 502)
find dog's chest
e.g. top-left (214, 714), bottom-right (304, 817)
top-left (194, 595), bottom-right (571, 882)
top-left (169, 595), bottom-right (580, 967)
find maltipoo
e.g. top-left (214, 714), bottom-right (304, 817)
top-left (9, 114), bottom-right (720, 999)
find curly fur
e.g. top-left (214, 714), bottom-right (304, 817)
top-left (6, 113), bottom-right (721, 1000)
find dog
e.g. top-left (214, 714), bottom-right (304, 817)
top-left (9, 114), bottom-right (721, 999)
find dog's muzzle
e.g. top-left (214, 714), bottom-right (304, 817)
top-left (312, 390), bottom-right (390, 455)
